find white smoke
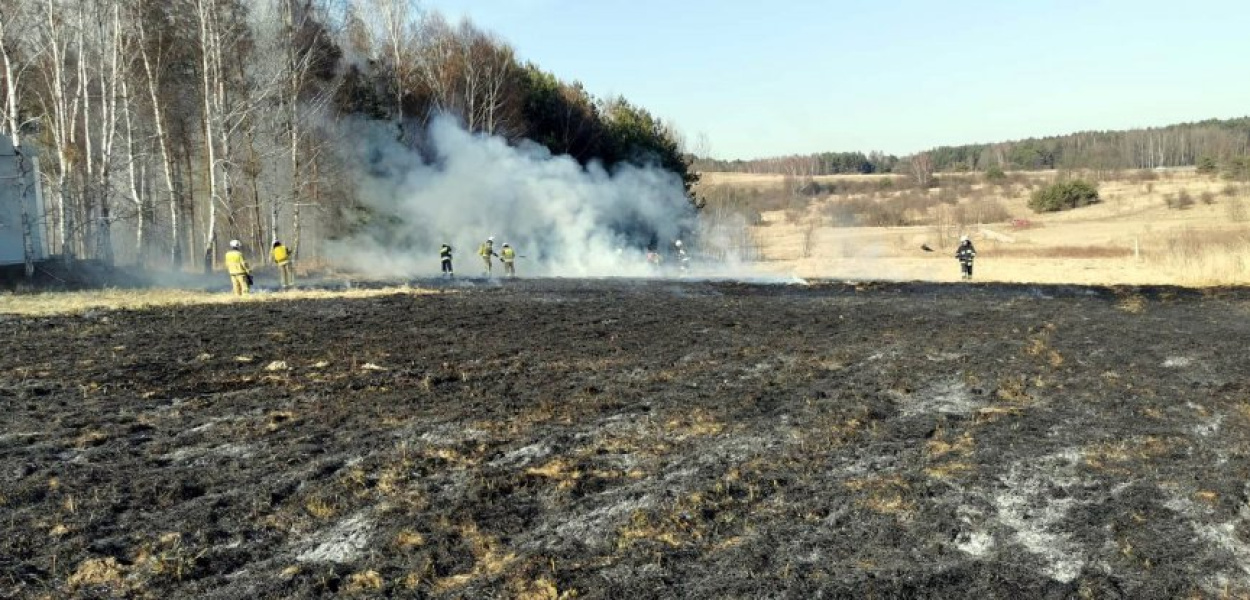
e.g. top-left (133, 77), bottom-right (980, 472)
top-left (327, 116), bottom-right (700, 278)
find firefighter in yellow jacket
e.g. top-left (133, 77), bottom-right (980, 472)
top-left (500, 243), bottom-right (517, 277)
top-left (272, 240), bottom-right (294, 289)
top-left (478, 237), bottom-right (497, 276)
top-left (225, 239), bottom-right (252, 296)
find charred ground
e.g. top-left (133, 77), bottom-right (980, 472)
top-left (2, 279), bottom-right (1249, 598)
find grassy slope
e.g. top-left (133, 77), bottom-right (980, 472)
top-left (700, 169), bottom-right (1250, 285)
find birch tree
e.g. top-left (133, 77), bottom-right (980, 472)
top-left (194, 0), bottom-right (223, 272)
top-left (134, 12), bottom-right (183, 266)
top-left (1, 1), bottom-right (41, 146)
top-left (80, 0), bottom-right (125, 264)
top-left (360, 0), bottom-right (419, 134)
top-left (34, 0), bottom-right (82, 260)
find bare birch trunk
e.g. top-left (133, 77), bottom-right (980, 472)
top-left (136, 19), bottom-right (181, 267)
top-left (197, 0), bottom-right (219, 273)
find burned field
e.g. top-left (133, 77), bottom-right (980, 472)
top-left (2, 280), bottom-right (1250, 598)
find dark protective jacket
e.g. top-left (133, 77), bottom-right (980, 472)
top-left (440, 245), bottom-right (453, 261)
top-left (956, 242), bottom-right (977, 264)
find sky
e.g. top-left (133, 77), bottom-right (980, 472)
top-left (420, 0), bottom-right (1250, 160)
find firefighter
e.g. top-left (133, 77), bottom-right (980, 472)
top-left (478, 237), bottom-right (497, 275)
top-left (500, 243), bottom-right (517, 277)
top-left (225, 239), bottom-right (252, 295)
top-left (956, 235), bottom-right (977, 280)
top-left (440, 243), bottom-right (454, 277)
top-left (646, 248), bottom-right (661, 268)
top-left (675, 239), bottom-right (689, 272)
top-left (272, 240), bottom-right (294, 289)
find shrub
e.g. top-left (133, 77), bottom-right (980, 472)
top-left (1224, 156), bottom-right (1250, 181)
top-left (984, 166), bottom-right (1007, 183)
top-left (1196, 155), bottom-right (1219, 175)
top-left (1200, 191), bottom-right (1216, 205)
top-left (1166, 191), bottom-right (1194, 210)
top-left (1027, 179), bottom-right (1101, 213)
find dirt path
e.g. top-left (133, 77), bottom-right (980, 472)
top-left (2, 280), bottom-right (1249, 598)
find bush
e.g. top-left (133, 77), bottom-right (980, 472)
top-left (984, 166), bottom-right (1007, 183)
top-left (1166, 191), bottom-right (1194, 210)
top-left (1196, 155), bottom-right (1219, 175)
top-left (1223, 156), bottom-right (1250, 181)
top-left (1027, 179), bottom-right (1101, 213)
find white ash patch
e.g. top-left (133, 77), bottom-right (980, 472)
top-left (992, 449), bottom-right (1088, 583)
top-left (956, 531), bottom-right (995, 558)
top-left (1192, 413), bottom-right (1224, 437)
top-left (1163, 356), bottom-right (1193, 368)
top-left (165, 443), bottom-right (255, 464)
top-left (545, 493), bottom-right (656, 551)
top-left (189, 416), bottom-right (238, 434)
top-left (896, 378), bottom-right (983, 417)
top-left (689, 431), bottom-right (794, 466)
top-left (1163, 489), bottom-right (1250, 589)
top-left (296, 511), bottom-right (375, 564)
top-left (0, 431), bottom-right (46, 444)
top-left (573, 412), bottom-right (650, 439)
top-left (415, 424), bottom-right (489, 445)
top-left (488, 443), bottom-right (552, 468)
top-left (740, 355), bottom-right (798, 379)
top-left (954, 505), bottom-right (995, 559)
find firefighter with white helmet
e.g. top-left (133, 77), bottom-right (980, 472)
top-left (224, 239), bottom-right (252, 295)
top-left (478, 236), bottom-right (497, 276)
top-left (955, 235), bottom-right (977, 280)
top-left (674, 239), bottom-right (689, 272)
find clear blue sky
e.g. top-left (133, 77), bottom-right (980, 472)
top-left (422, 0), bottom-right (1250, 160)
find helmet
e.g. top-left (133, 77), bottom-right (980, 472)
top-left (487, 236), bottom-right (494, 242)
top-left (959, 235), bottom-right (970, 243)
top-left (272, 240), bottom-right (282, 247)
top-left (675, 240), bottom-right (683, 247)
top-left (502, 243), bottom-right (510, 247)
top-left (229, 239), bottom-right (241, 249)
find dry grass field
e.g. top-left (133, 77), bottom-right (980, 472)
top-left (0, 286), bottom-right (439, 317)
top-left (699, 168), bottom-right (1250, 286)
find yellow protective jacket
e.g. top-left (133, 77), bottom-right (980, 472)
top-left (272, 244), bottom-right (290, 265)
top-left (501, 247), bottom-right (516, 262)
top-left (479, 243), bottom-right (495, 258)
top-left (225, 250), bottom-right (250, 275)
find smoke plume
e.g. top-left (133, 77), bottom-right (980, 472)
top-left (328, 116), bottom-right (698, 278)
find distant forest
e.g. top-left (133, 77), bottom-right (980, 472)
top-left (693, 117), bottom-right (1250, 176)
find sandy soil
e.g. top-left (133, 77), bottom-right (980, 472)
top-left (2, 279), bottom-right (1250, 598)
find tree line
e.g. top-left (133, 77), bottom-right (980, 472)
top-left (692, 151), bottom-right (901, 177)
top-left (694, 117), bottom-right (1250, 176)
top-left (0, 0), bottom-right (696, 272)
